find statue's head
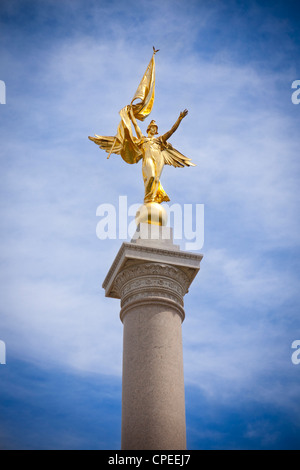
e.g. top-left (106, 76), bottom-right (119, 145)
top-left (147, 120), bottom-right (159, 136)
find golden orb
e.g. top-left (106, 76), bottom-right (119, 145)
top-left (135, 203), bottom-right (168, 226)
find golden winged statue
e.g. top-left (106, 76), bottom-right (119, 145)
top-left (89, 48), bottom-right (195, 205)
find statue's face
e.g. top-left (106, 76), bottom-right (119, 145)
top-left (148, 125), bottom-right (158, 136)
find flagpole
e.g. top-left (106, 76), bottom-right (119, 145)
top-left (107, 137), bottom-right (117, 159)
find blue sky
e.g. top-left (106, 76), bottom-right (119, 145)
top-left (0, 0), bottom-right (300, 450)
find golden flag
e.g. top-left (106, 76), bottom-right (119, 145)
top-left (113, 49), bottom-right (158, 163)
top-left (130, 52), bottom-right (156, 121)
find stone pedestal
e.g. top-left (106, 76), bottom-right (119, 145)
top-left (103, 224), bottom-right (203, 450)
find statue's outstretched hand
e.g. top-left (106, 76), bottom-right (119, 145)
top-left (179, 109), bottom-right (188, 120)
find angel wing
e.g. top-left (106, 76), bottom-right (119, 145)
top-left (88, 132), bottom-right (142, 165)
top-left (88, 135), bottom-right (122, 156)
top-left (161, 140), bottom-right (195, 168)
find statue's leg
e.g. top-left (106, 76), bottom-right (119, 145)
top-left (152, 155), bottom-right (165, 202)
top-left (142, 157), bottom-right (156, 203)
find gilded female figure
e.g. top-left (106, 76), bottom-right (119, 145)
top-left (129, 108), bottom-right (189, 203)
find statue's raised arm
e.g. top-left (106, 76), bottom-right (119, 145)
top-left (128, 106), bottom-right (144, 140)
top-left (161, 109), bottom-right (188, 143)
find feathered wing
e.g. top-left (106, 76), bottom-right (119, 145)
top-left (88, 135), bottom-right (122, 155)
top-left (88, 132), bottom-right (142, 165)
top-left (161, 140), bottom-right (195, 168)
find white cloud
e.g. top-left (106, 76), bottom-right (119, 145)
top-left (0, 274), bottom-right (123, 375)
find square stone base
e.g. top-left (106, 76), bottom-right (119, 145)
top-left (103, 223), bottom-right (203, 299)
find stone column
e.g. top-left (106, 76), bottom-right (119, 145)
top-left (103, 224), bottom-right (203, 450)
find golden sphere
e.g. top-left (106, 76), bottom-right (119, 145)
top-left (135, 203), bottom-right (168, 226)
